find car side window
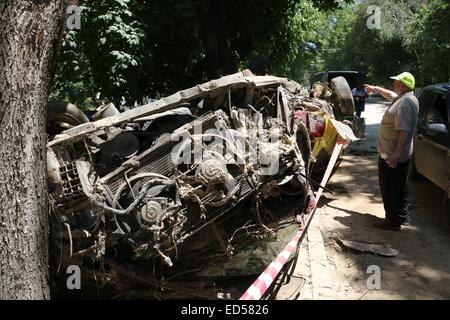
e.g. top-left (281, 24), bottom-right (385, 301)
top-left (423, 92), bottom-right (449, 145)
top-left (419, 91), bottom-right (435, 129)
top-left (426, 107), bottom-right (445, 126)
top-left (425, 93), bottom-right (448, 128)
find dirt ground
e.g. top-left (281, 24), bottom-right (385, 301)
top-left (273, 97), bottom-right (450, 300)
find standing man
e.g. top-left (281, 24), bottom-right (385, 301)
top-left (352, 83), bottom-right (369, 118)
top-left (365, 72), bottom-right (419, 231)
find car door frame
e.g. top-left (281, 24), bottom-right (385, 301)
top-left (414, 88), bottom-right (450, 192)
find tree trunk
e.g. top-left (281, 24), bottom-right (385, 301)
top-left (0, 0), bottom-right (67, 300)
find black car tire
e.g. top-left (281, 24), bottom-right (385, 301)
top-left (330, 76), bottom-right (355, 116)
top-left (47, 101), bottom-right (89, 136)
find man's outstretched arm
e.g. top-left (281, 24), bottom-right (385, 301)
top-left (364, 84), bottom-right (398, 102)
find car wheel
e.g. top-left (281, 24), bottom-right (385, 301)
top-left (408, 154), bottom-right (424, 181)
top-left (330, 76), bottom-right (355, 116)
top-left (47, 101), bottom-right (90, 136)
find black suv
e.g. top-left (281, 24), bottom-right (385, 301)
top-left (311, 71), bottom-right (366, 90)
top-left (410, 83), bottom-right (450, 223)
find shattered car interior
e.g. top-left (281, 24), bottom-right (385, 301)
top-left (46, 72), bottom-right (357, 298)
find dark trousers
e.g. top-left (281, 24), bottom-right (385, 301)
top-left (378, 157), bottom-right (410, 226)
top-left (355, 99), bottom-right (365, 118)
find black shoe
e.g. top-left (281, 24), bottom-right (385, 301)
top-left (373, 220), bottom-right (401, 231)
top-left (403, 216), bottom-right (411, 225)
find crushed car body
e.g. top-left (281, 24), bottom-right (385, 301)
top-left (46, 72), bottom-right (357, 297)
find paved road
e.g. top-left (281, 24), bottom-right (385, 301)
top-left (273, 97), bottom-right (450, 300)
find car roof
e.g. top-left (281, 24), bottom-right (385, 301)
top-left (313, 71), bottom-right (362, 76)
top-left (327, 71), bottom-right (362, 74)
top-left (423, 83), bottom-right (450, 94)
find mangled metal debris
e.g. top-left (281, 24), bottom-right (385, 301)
top-left (46, 72), bottom-right (358, 297)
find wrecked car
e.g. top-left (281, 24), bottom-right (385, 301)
top-left (46, 72), bottom-right (357, 297)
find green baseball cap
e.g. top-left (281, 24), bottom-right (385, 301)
top-left (390, 72), bottom-right (415, 89)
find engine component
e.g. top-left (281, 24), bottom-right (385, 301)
top-left (197, 157), bottom-right (229, 185)
top-left (139, 201), bottom-right (162, 225)
top-left (111, 132), bottom-right (140, 158)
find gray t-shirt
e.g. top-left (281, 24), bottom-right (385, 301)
top-left (378, 91), bottom-right (419, 163)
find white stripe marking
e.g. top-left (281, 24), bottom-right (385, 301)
top-left (261, 272), bottom-right (273, 288)
top-left (247, 284), bottom-right (262, 300)
top-left (281, 249), bottom-right (291, 261)
top-left (272, 261), bottom-right (283, 273)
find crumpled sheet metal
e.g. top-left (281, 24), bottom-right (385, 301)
top-left (48, 73), bottom-right (303, 148)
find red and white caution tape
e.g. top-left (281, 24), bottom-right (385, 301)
top-left (239, 142), bottom-right (344, 300)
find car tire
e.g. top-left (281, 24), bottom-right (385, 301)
top-left (330, 76), bottom-right (355, 116)
top-left (408, 154), bottom-right (424, 181)
top-left (47, 101), bottom-right (89, 136)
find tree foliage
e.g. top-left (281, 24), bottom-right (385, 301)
top-left (51, 0), bottom-right (350, 105)
top-left (51, 0), bottom-right (449, 106)
top-left (51, 0), bottom-right (146, 107)
top-left (403, 0), bottom-right (450, 85)
top-left (315, 0), bottom-right (450, 86)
